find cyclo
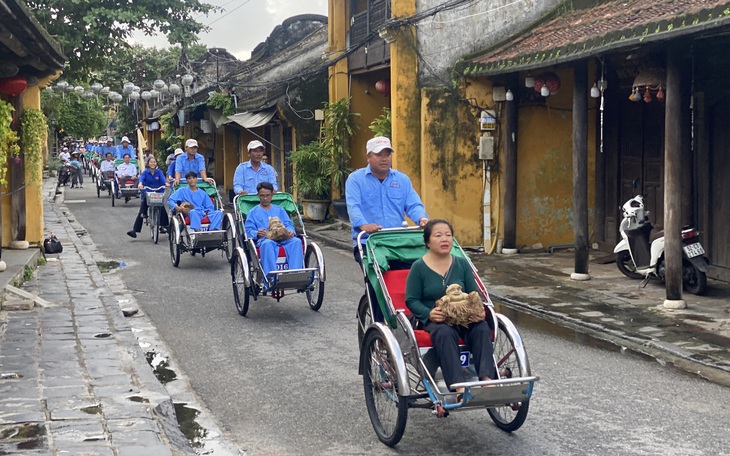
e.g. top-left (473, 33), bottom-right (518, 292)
top-left (166, 178), bottom-right (236, 267)
top-left (110, 158), bottom-right (140, 206)
top-left (356, 227), bottom-right (538, 447)
top-left (96, 166), bottom-right (114, 198)
top-left (229, 193), bottom-right (325, 316)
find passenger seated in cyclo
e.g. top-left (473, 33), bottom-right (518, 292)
top-left (405, 219), bottom-right (496, 404)
top-left (167, 171), bottom-right (223, 232)
top-left (244, 182), bottom-right (303, 286)
top-left (100, 152), bottom-right (115, 177)
top-left (115, 153), bottom-right (138, 181)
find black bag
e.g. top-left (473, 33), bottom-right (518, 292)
top-left (43, 233), bottom-right (63, 254)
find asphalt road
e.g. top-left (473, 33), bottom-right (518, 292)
top-left (64, 182), bottom-right (730, 456)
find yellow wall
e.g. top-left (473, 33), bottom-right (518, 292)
top-left (222, 125), bottom-right (239, 194)
top-left (349, 74), bottom-right (390, 171)
top-left (390, 0), bottom-right (421, 191)
top-left (214, 131), bottom-right (224, 184)
top-left (22, 86), bottom-right (44, 245)
top-left (420, 87), bottom-right (484, 245)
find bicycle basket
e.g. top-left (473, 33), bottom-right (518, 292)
top-left (147, 192), bottom-right (165, 206)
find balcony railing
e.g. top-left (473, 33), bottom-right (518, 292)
top-left (350, 0), bottom-right (391, 46)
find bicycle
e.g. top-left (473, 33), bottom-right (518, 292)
top-left (143, 185), bottom-right (167, 244)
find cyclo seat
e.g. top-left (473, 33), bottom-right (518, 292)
top-left (381, 269), bottom-right (466, 348)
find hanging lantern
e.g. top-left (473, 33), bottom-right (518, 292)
top-left (160, 84), bottom-right (169, 95)
top-left (525, 72), bottom-right (535, 88)
top-left (100, 86), bottom-right (110, 96)
top-left (150, 89), bottom-right (160, 99)
top-left (123, 82), bottom-right (135, 95)
top-left (64, 84), bottom-right (74, 94)
top-left (375, 79), bottom-right (391, 96)
top-left (0, 76), bottom-right (27, 96)
top-left (129, 91), bottom-right (140, 101)
top-left (181, 74), bottom-right (194, 87)
top-left (112, 93), bottom-right (124, 103)
top-left (91, 82), bottom-right (103, 94)
top-left (590, 83), bottom-right (600, 98)
top-left (643, 86), bottom-right (652, 103)
top-left (141, 91), bottom-right (152, 101)
top-left (56, 80), bottom-right (68, 91)
top-left (656, 86), bottom-right (665, 102)
top-left (133, 85), bottom-right (141, 93)
top-left (153, 79), bottom-right (165, 90)
top-left (45, 86), bottom-right (54, 94)
top-left (0, 62), bottom-right (19, 78)
top-left (82, 90), bottom-right (94, 100)
top-left (74, 85), bottom-right (84, 95)
top-left (169, 83), bottom-right (181, 95)
top-left (533, 72), bottom-right (561, 96)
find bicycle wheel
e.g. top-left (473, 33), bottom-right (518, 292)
top-left (151, 207), bottom-right (160, 244)
top-left (231, 251), bottom-right (250, 316)
top-left (362, 330), bottom-right (408, 447)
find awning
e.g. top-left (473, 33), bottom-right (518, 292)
top-left (457, 0), bottom-right (730, 77)
top-left (225, 108), bottom-right (276, 129)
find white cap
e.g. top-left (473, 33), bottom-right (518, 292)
top-left (121, 136), bottom-right (130, 143)
top-left (185, 138), bottom-right (198, 148)
top-left (174, 148), bottom-right (184, 156)
top-left (366, 136), bottom-right (393, 155)
top-left (247, 140), bottom-right (264, 151)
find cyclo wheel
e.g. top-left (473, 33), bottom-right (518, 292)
top-left (231, 251), bottom-right (250, 316)
top-left (357, 293), bottom-right (372, 348)
top-left (223, 215), bottom-right (236, 263)
top-left (304, 246), bottom-right (324, 311)
top-left (169, 219), bottom-right (181, 267)
top-left (362, 330), bottom-right (408, 447)
top-left (487, 320), bottom-right (530, 432)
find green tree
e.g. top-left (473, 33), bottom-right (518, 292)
top-left (56, 95), bottom-right (107, 139)
top-left (28, 0), bottom-right (215, 80)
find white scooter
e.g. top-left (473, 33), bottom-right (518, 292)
top-left (614, 194), bottom-right (709, 295)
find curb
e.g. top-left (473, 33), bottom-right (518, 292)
top-left (45, 186), bottom-right (197, 454)
top-left (307, 228), bottom-right (353, 253)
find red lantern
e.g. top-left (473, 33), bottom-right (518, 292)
top-left (375, 79), bottom-right (391, 96)
top-left (0, 76), bottom-right (27, 96)
top-left (533, 72), bottom-right (561, 94)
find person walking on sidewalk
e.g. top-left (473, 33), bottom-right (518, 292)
top-left (69, 151), bottom-right (84, 188)
top-left (127, 157), bottom-right (169, 238)
top-left (233, 140), bottom-right (278, 195)
top-left (345, 136), bottom-right (429, 263)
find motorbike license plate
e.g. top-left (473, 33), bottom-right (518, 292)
top-left (683, 242), bottom-right (705, 258)
top-left (459, 351), bottom-right (470, 367)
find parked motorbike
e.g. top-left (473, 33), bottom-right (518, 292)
top-left (614, 194), bottom-right (709, 295)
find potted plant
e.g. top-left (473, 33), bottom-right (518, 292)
top-left (322, 98), bottom-right (359, 221)
top-left (290, 141), bottom-right (331, 221)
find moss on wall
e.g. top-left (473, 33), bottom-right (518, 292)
top-left (423, 87), bottom-right (481, 192)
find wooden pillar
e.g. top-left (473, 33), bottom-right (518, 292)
top-left (663, 50), bottom-right (685, 306)
top-left (572, 61), bottom-right (590, 279)
top-left (502, 81), bottom-right (518, 251)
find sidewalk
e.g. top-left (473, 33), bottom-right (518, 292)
top-left (307, 220), bottom-right (730, 387)
top-left (0, 180), bottom-right (194, 455)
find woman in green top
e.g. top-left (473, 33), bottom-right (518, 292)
top-left (405, 219), bottom-right (495, 396)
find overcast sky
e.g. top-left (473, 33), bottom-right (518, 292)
top-left (131, 0), bottom-right (328, 60)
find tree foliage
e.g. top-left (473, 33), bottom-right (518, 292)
top-left (28, 0), bottom-right (215, 80)
top-left (53, 94), bottom-right (107, 139)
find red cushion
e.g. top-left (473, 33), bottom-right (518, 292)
top-left (382, 269), bottom-right (467, 348)
top-left (256, 246), bottom-right (287, 257)
top-left (184, 216), bottom-right (210, 225)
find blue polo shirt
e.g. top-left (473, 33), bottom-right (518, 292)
top-left (233, 161), bottom-right (278, 194)
top-left (116, 144), bottom-right (136, 159)
top-left (345, 165), bottom-right (428, 245)
top-left (174, 153), bottom-right (206, 178)
top-left (100, 145), bottom-right (116, 157)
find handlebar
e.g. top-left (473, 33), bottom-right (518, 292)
top-left (142, 186), bottom-right (166, 191)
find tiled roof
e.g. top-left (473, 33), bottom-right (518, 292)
top-left (458, 0), bottom-right (730, 77)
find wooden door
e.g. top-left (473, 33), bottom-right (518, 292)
top-left (618, 98), bottom-right (665, 229)
top-left (708, 101), bottom-right (730, 280)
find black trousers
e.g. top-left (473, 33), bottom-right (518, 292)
top-left (424, 320), bottom-right (496, 389)
top-left (71, 168), bottom-right (83, 186)
top-left (132, 198), bottom-right (169, 233)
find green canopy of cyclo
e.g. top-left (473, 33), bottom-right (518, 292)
top-left (113, 158), bottom-right (139, 167)
top-left (235, 193), bottom-right (298, 220)
top-left (172, 180), bottom-right (219, 199)
top-left (363, 229), bottom-right (466, 327)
